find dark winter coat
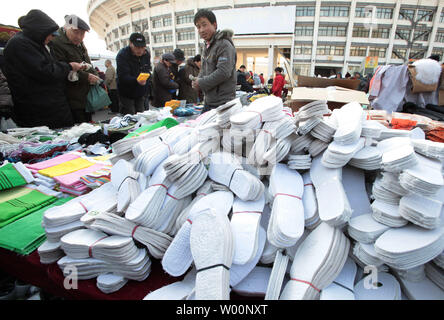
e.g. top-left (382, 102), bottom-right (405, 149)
top-left (237, 70), bottom-right (253, 92)
top-left (0, 68), bottom-right (13, 117)
top-left (152, 61), bottom-right (179, 108)
top-left (178, 58), bottom-right (200, 103)
top-left (51, 27), bottom-right (97, 111)
top-left (116, 46), bottom-right (151, 99)
top-left (2, 10), bottom-right (74, 128)
top-left (198, 29), bottom-right (237, 107)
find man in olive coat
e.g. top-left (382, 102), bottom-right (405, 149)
top-left (152, 53), bottom-right (179, 108)
top-left (51, 14), bottom-right (101, 124)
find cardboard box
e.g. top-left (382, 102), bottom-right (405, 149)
top-left (288, 86), bottom-right (370, 112)
top-left (297, 75), bottom-right (361, 90)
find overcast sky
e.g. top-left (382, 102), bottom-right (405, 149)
top-left (0, 0), bottom-right (108, 54)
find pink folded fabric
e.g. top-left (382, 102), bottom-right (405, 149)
top-left (53, 163), bottom-right (106, 187)
top-left (25, 153), bottom-right (81, 171)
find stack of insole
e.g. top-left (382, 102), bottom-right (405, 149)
top-left (38, 240), bottom-right (65, 264)
top-left (332, 102), bottom-right (363, 146)
top-left (310, 155), bottom-right (352, 227)
top-left (290, 133), bottom-right (314, 153)
top-left (347, 214), bottom-right (391, 244)
top-left (60, 228), bottom-right (140, 265)
top-left (232, 266), bottom-right (272, 298)
top-left (96, 274), bottom-right (128, 294)
top-left (361, 119), bottom-right (386, 139)
top-left (374, 225), bottom-right (444, 270)
top-left (322, 137), bottom-right (365, 168)
top-left (172, 123), bottom-right (220, 156)
top-left (399, 193), bottom-right (443, 229)
top-left (287, 154), bottom-right (312, 170)
top-left (264, 250), bottom-right (290, 300)
top-left (216, 98), bottom-right (243, 128)
top-left (380, 171), bottom-right (409, 197)
top-left (42, 182), bottom-right (117, 242)
top-left (161, 191), bottom-right (234, 277)
top-left (130, 127), bottom-right (168, 157)
top-left (372, 177), bottom-right (402, 205)
top-left (352, 242), bottom-right (387, 270)
top-left (393, 267), bottom-right (444, 300)
top-left (133, 126), bottom-right (190, 176)
top-left (81, 211), bottom-right (173, 259)
top-left (371, 200), bottom-right (407, 228)
top-left (57, 248), bottom-right (151, 282)
top-left (163, 138), bottom-right (218, 184)
top-left (378, 138), bottom-right (418, 172)
top-left (378, 128), bottom-right (411, 140)
top-left (295, 100), bottom-right (329, 121)
top-left (296, 117), bottom-right (322, 136)
top-left (425, 261), bottom-right (444, 291)
top-left (354, 272), bottom-right (401, 300)
top-left (301, 172), bottom-right (320, 229)
top-left (399, 153), bottom-right (444, 197)
top-left (349, 146), bottom-right (382, 171)
top-left (411, 138), bottom-right (444, 161)
top-left (231, 194), bottom-right (265, 265)
top-left (320, 258), bottom-right (357, 300)
top-left (208, 152), bottom-right (264, 201)
top-left (310, 117), bottom-right (337, 143)
top-left (341, 166), bottom-right (372, 218)
top-left (125, 160), bottom-right (170, 228)
top-left (267, 163), bottom-right (305, 248)
top-left (190, 208), bottom-right (234, 300)
top-left (229, 95), bottom-right (285, 130)
top-left (230, 227), bottom-right (266, 287)
top-left (262, 135), bottom-right (293, 165)
top-left (308, 139), bottom-right (330, 158)
top-left (111, 159), bottom-right (141, 212)
top-left (280, 222), bottom-right (350, 300)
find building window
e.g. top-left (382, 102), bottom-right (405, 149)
top-left (435, 32), bottom-right (444, 43)
top-left (441, 10), bottom-right (444, 23)
top-left (417, 10), bottom-right (433, 22)
top-left (414, 30), bottom-right (429, 41)
top-left (399, 9), bottom-right (415, 21)
top-left (177, 14), bottom-right (194, 25)
top-left (114, 42), bottom-right (120, 51)
top-left (409, 50), bottom-right (425, 59)
top-left (316, 45), bottom-right (344, 56)
top-left (318, 26), bottom-right (347, 37)
top-left (376, 8), bottom-right (393, 19)
top-left (353, 27), bottom-right (370, 38)
top-left (432, 48), bottom-right (444, 59)
top-left (355, 7), bottom-right (369, 18)
top-left (371, 28), bottom-right (391, 39)
top-left (296, 6), bottom-right (315, 17)
top-left (295, 26), bottom-right (314, 37)
top-left (153, 34), bottom-right (163, 43)
top-left (395, 28), bottom-right (411, 40)
top-left (183, 47), bottom-right (195, 57)
top-left (320, 6), bottom-right (349, 17)
top-left (163, 17), bottom-right (172, 27)
top-left (154, 49), bottom-right (164, 57)
top-left (368, 47), bottom-right (386, 58)
top-left (350, 46), bottom-right (367, 56)
top-left (177, 31), bottom-right (195, 41)
top-left (294, 45), bottom-right (312, 55)
top-left (153, 19), bottom-right (162, 28)
top-left (164, 33), bottom-right (173, 43)
top-left (392, 48), bottom-right (406, 59)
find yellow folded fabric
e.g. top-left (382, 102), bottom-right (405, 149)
top-left (38, 157), bottom-right (95, 178)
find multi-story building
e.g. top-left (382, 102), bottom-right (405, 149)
top-left (87, 0), bottom-right (444, 79)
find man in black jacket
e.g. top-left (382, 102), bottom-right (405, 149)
top-left (3, 9), bottom-right (85, 129)
top-left (152, 53), bottom-right (179, 108)
top-left (116, 32), bottom-right (151, 115)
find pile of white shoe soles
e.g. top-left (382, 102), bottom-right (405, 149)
top-left (37, 95), bottom-right (444, 299)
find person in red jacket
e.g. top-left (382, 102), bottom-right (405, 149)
top-left (271, 67), bottom-right (286, 98)
top-left (259, 73), bottom-right (265, 85)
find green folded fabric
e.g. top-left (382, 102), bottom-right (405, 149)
top-left (0, 197), bottom-right (73, 255)
top-left (0, 189), bottom-right (57, 228)
top-left (0, 163), bottom-right (27, 191)
top-left (124, 117), bottom-right (179, 139)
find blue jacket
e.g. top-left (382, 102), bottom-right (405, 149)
top-left (116, 46), bottom-right (151, 99)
